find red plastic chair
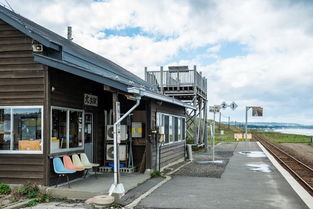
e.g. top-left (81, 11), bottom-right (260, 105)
top-left (63, 155), bottom-right (84, 171)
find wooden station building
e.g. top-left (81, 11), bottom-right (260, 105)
top-left (0, 6), bottom-right (193, 186)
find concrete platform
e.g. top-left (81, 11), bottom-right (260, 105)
top-left (136, 142), bottom-right (309, 209)
top-left (47, 172), bottom-right (150, 199)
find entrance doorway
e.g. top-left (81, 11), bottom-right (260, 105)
top-left (84, 113), bottom-right (93, 161)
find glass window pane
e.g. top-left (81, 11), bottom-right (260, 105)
top-left (177, 118), bottom-right (181, 141)
top-left (52, 109), bottom-right (67, 151)
top-left (169, 116), bottom-right (173, 142)
top-left (0, 108), bottom-right (11, 150)
top-left (174, 117), bottom-right (179, 141)
top-left (164, 115), bottom-right (169, 143)
top-left (69, 111), bottom-right (83, 148)
top-left (84, 113), bottom-right (92, 144)
top-left (182, 118), bottom-right (186, 140)
top-left (13, 108), bottom-right (41, 151)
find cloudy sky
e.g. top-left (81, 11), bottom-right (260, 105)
top-left (1, 0), bottom-right (313, 124)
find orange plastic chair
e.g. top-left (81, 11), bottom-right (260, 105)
top-left (63, 155), bottom-right (84, 171)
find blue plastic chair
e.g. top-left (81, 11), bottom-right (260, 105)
top-left (53, 157), bottom-right (76, 188)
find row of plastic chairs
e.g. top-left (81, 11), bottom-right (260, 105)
top-left (53, 153), bottom-right (99, 188)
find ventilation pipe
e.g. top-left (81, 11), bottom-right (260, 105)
top-left (67, 26), bottom-right (73, 41)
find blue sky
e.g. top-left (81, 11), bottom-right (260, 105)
top-left (2, 0), bottom-right (313, 125)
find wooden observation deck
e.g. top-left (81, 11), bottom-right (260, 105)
top-left (145, 65), bottom-right (208, 146)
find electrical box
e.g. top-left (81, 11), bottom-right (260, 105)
top-left (158, 126), bottom-right (165, 135)
top-left (132, 122), bottom-right (143, 138)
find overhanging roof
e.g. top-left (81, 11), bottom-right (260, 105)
top-left (0, 5), bottom-right (194, 109)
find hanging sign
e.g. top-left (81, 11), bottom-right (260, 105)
top-left (230, 102), bottom-right (238, 111)
top-left (221, 102), bottom-right (227, 109)
top-left (252, 107), bottom-right (263, 117)
top-left (84, 94), bottom-right (98, 107)
top-left (209, 105), bottom-right (221, 113)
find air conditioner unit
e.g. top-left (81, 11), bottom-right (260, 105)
top-left (106, 125), bottom-right (127, 141)
top-left (106, 144), bottom-right (127, 161)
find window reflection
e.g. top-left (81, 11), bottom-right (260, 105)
top-left (0, 108), bottom-right (11, 150)
top-left (13, 108), bottom-right (41, 150)
top-left (0, 107), bottom-right (42, 152)
top-left (69, 111), bottom-right (83, 148)
top-left (52, 109), bottom-right (67, 150)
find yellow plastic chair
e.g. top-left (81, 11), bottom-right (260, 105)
top-left (80, 153), bottom-right (100, 178)
top-left (72, 154), bottom-right (91, 178)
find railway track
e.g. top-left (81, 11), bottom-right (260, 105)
top-left (254, 134), bottom-right (313, 196)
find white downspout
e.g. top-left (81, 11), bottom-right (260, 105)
top-left (109, 95), bottom-right (141, 196)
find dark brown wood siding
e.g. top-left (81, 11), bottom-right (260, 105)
top-left (0, 20), bottom-right (45, 106)
top-left (150, 100), bottom-right (186, 170)
top-left (48, 68), bottom-right (112, 185)
top-left (0, 154), bottom-right (44, 184)
top-left (0, 20), bottom-right (47, 185)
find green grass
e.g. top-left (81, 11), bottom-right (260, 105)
top-left (252, 130), bottom-right (311, 143)
top-left (209, 123), bottom-right (243, 144)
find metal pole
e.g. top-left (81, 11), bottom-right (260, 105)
top-left (109, 96), bottom-right (141, 196)
top-left (204, 101), bottom-right (208, 152)
top-left (245, 106), bottom-right (249, 142)
top-left (228, 116), bottom-right (230, 129)
top-left (218, 112), bottom-right (221, 130)
top-left (213, 112), bottom-right (215, 161)
top-left (160, 66), bottom-right (164, 94)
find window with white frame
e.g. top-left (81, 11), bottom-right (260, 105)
top-left (51, 107), bottom-right (83, 153)
top-left (156, 112), bottom-right (186, 144)
top-left (0, 106), bottom-right (43, 153)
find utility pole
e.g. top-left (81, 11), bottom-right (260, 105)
top-left (245, 106), bottom-right (252, 142)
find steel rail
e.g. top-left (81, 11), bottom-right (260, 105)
top-left (254, 135), bottom-right (313, 195)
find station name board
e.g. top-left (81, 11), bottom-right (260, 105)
top-left (84, 94), bottom-right (98, 107)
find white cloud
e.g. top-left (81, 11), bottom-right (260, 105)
top-left (1, 0), bottom-right (313, 124)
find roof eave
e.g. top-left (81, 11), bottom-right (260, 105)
top-left (0, 12), bottom-right (60, 51)
top-left (33, 54), bottom-right (129, 92)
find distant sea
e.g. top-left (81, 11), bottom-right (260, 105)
top-left (271, 128), bottom-right (313, 136)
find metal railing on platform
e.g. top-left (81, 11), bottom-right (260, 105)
top-left (145, 69), bottom-right (207, 93)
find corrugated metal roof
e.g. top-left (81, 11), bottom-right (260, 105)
top-left (0, 5), bottom-right (156, 91)
top-left (0, 5), bottom-right (195, 109)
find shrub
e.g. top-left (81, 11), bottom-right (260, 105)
top-left (111, 202), bottom-right (122, 208)
top-left (18, 183), bottom-right (39, 198)
top-left (37, 192), bottom-right (52, 203)
top-left (150, 170), bottom-right (163, 178)
top-left (25, 199), bottom-right (38, 207)
top-left (0, 183), bottom-right (11, 195)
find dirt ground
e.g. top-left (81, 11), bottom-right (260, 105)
top-left (279, 143), bottom-right (313, 168)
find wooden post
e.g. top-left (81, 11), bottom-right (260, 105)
top-left (43, 66), bottom-right (51, 186)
